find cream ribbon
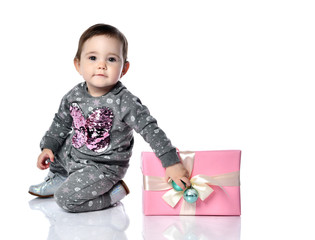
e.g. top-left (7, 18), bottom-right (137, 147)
top-left (143, 151), bottom-right (240, 215)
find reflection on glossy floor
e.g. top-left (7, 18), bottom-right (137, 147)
top-left (29, 198), bottom-right (129, 240)
top-left (143, 215), bottom-right (240, 240)
top-left (28, 197), bottom-right (241, 240)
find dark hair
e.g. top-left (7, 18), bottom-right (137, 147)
top-left (74, 24), bottom-right (128, 63)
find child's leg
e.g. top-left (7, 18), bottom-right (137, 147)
top-left (54, 165), bottom-right (129, 213)
top-left (49, 156), bottom-right (68, 177)
top-left (50, 136), bottom-right (72, 177)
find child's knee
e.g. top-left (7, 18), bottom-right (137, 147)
top-left (54, 187), bottom-right (76, 212)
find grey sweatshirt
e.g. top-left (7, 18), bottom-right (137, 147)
top-left (40, 81), bottom-right (180, 168)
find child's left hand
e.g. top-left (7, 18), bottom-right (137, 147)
top-left (165, 162), bottom-right (191, 190)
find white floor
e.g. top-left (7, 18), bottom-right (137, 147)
top-left (1, 179), bottom-right (313, 240)
top-left (23, 196), bottom-right (241, 240)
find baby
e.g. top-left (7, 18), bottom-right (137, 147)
top-left (29, 24), bottom-right (190, 212)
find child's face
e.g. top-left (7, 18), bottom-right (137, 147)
top-left (74, 35), bottom-right (129, 97)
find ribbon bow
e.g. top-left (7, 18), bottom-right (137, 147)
top-left (143, 151), bottom-right (240, 215)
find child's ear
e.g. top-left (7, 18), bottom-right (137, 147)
top-left (121, 61), bottom-right (130, 77)
top-left (74, 58), bottom-right (81, 74)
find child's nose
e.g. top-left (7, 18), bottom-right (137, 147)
top-left (98, 61), bottom-right (107, 70)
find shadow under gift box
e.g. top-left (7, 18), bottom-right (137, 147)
top-left (142, 150), bottom-right (241, 216)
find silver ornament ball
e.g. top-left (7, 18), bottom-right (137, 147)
top-left (183, 187), bottom-right (199, 203)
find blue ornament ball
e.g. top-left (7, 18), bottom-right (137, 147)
top-left (172, 180), bottom-right (186, 191)
top-left (183, 187), bottom-right (199, 203)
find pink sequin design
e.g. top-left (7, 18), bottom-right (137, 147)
top-left (70, 103), bottom-right (114, 153)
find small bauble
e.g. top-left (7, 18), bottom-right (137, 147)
top-left (172, 180), bottom-right (186, 191)
top-left (183, 187), bottom-right (199, 203)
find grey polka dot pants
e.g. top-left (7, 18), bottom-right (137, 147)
top-left (54, 165), bottom-right (124, 213)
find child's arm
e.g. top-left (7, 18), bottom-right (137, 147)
top-left (120, 93), bottom-right (181, 166)
top-left (40, 94), bottom-right (72, 155)
top-left (37, 148), bottom-right (55, 170)
top-left (119, 91), bottom-right (191, 187)
top-left (165, 162), bottom-right (191, 190)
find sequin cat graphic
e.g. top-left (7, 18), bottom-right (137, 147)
top-left (70, 102), bottom-right (114, 153)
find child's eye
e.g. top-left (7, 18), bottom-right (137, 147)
top-left (108, 57), bottom-right (117, 62)
top-left (89, 56), bottom-right (96, 61)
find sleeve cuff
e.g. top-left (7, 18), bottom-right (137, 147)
top-left (40, 136), bottom-right (61, 154)
top-left (159, 148), bottom-right (181, 168)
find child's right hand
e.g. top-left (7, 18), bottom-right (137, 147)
top-left (37, 148), bottom-right (54, 170)
top-left (164, 162), bottom-right (191, 190)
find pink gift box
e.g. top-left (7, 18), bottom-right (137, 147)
top-left (142, 150), bottom-right (241, 216)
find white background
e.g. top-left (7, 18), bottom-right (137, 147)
top-left (0, 0), bottom-right (315, 239)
